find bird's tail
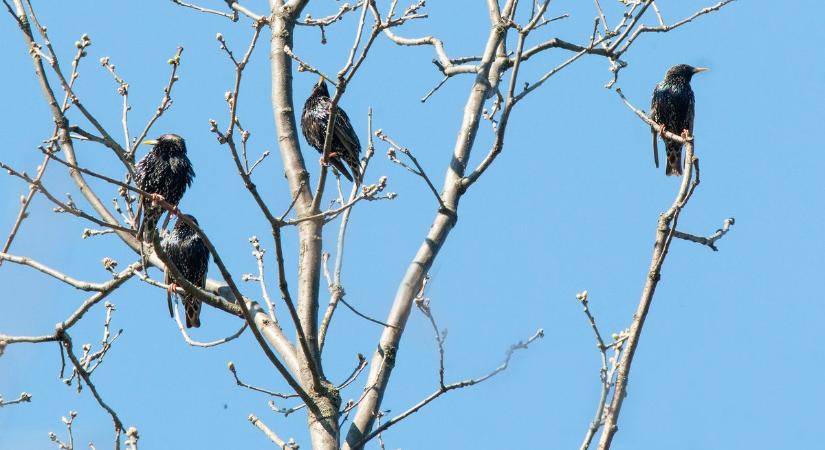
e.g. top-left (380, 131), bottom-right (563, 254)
top-left (331, 158), bottom-right (354, 183)
top-left (183, 294), bottom-right (202, 328)
top-left (651, 127), bottom-right (660, 169)
top-left (349, 159), bottom-right (362, 186)
top-left (665, 142), bottom-right (683, 176)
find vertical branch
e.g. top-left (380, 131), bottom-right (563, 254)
top-left (596, 142), bottom-right (697, 450)
top-left (268, 2), bottom-right (338, 449)
top-left (342, 2), bottom-right (516, 445)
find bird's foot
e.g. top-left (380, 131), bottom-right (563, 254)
top-left (319, 152), bottom-right (340, 167)
top-left (658, 123), bottom-right (667, 137)
top-left (167, 282), bottom-right (180, 294)
top-left (149, 193), bottom-right (166, 207)
top-left (681, 129), bottom-right (691, 140)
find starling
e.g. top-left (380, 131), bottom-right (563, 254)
top-left (161, 214), bottom-right (209, 328)
top-left (134, 134), bottom-right (194, 240)
top-left (301, 77), bottom-right (362, 184)
top-left (650, 64), bottom-right (707, 176)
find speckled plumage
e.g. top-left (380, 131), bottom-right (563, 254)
top-left (650, 64), bottom-right (705, 176)
top-left (161, 215), bottom-right (209, 328)
top-left (134, 134), bottom-right (194, 239)
top-left (301, 78), bottom-right (362, 184)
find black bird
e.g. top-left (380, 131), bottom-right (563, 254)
top-left (650, 64), bottom-right (707, 176)
top-left (134, 134), bottom-right (194, 240)
top-left (161, 215), bottom-right (209, 328)
top-left (301, 77), bottom-right (362, 184)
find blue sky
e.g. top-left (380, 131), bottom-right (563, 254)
top-left (1, 1), bottom-right (824, 449)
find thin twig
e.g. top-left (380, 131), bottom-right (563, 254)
top-left (0, 392), bottom-right (32, 407)
top-left (172, 302), bottom-right (247, 348)
top-left (63, 333), bottom-right (124, 450)
top-left (318, 109), bottom-right (379, 351)
top-left (339, 298), bottom-right (397, 330)
top-left (0, 252), bottom-right (117, 291)
top-left (228, 361), bottom-right (300, 399)
top-left (377, 129), bottom-right (445, 211)
top-left (130, 47), bottom-right (184, 157)
top-left (248, 414), bottom-right (298, 449)
top-left (337, 354), bottom-right (368, 390)
top-left (352, 328), bottom-right (544, 449)
top-left (576, 290), bottom-right (629, 450)
top-left (671, 218), bottom-right (735, 251)
top-left (169, 0), bottom-right (237, 21)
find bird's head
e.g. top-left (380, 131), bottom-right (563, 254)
top-left (172, 214), bottom-right (200, 236)
top-left (311, 76), bottom-right (330, 98)
top-left (142, 134), bottom-right (187, 155)
top-left (664, 64), bottom-right (708, 82)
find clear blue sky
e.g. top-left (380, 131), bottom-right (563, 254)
top-left (2, 1), bottom-right (823, 449)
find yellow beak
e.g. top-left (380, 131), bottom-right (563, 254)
top-left (693, 67), bottom-right (709, 73)
top-left (142, 139), bottom-right (158, 145)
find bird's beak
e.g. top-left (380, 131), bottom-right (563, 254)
top-left (693, 67), bottom-right (709, 73)
top-left (316, 75), bottom-right (325, 86)
top-left (142, 139), bottom-right (158, 146)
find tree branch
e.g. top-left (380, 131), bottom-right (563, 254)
top-left (0, 391), bottom-right (32, 407)
top-left (594, 90), bottom-right (732, 449)
top-left (352, 328), bottom-right (544, 449)
top-left (671, 217), bottom-right (735, 251)
top-left (248, 414), bottom-right (299, 449)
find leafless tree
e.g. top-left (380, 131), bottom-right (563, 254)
top-left (0, 1), bottom-right (735, 449)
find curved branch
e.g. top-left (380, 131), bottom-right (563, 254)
top-left (0, 252), bottom-right (117, 292)
top-left (352, 329), bottom-right (544, 449)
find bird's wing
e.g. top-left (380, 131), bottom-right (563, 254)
top-left (686, 91), bottom-right (696, 133)
top-left (310, 107), bottom-right (330, 151)
top-left (333, 107), bottom-right (361, 156)
top-left (184, 239), bottom-right (209, 328)
top-left (193, 239), bottom-right (210, 290)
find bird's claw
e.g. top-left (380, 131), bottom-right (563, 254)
top-left (149, 193), bottom-right (166, 206)
top-left (167, 282), bottom-right (180, 294)
top-left (681, 129), bottom-right (691, 140)
top-left (319, 152), bottom-right (340, 167)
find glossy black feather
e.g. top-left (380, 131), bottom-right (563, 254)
top-left (135, 134), bottom-right (194, 239)
top-left (301, 79), bottom-right (362, 184)
top-left (650, 64), bottom-right (701, 176)
top-left (161, 215), bottom-right (209, 328)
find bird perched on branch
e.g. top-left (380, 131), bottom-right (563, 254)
top-left (134, 134), bottom-right (194, 240)
top-left (161, 214), bottom-right (209, 328)
top-left (650, 64), bottom-right (707, 176)
top-left (301, 76), bottom-right (362, 184)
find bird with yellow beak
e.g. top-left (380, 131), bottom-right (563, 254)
top-left (650, 64), bottom-right (708, 176)
top-left (134, 134), bottom-right (195, 240)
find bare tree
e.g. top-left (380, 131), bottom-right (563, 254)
top-left (0, 1), bottom-right (735, 449)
